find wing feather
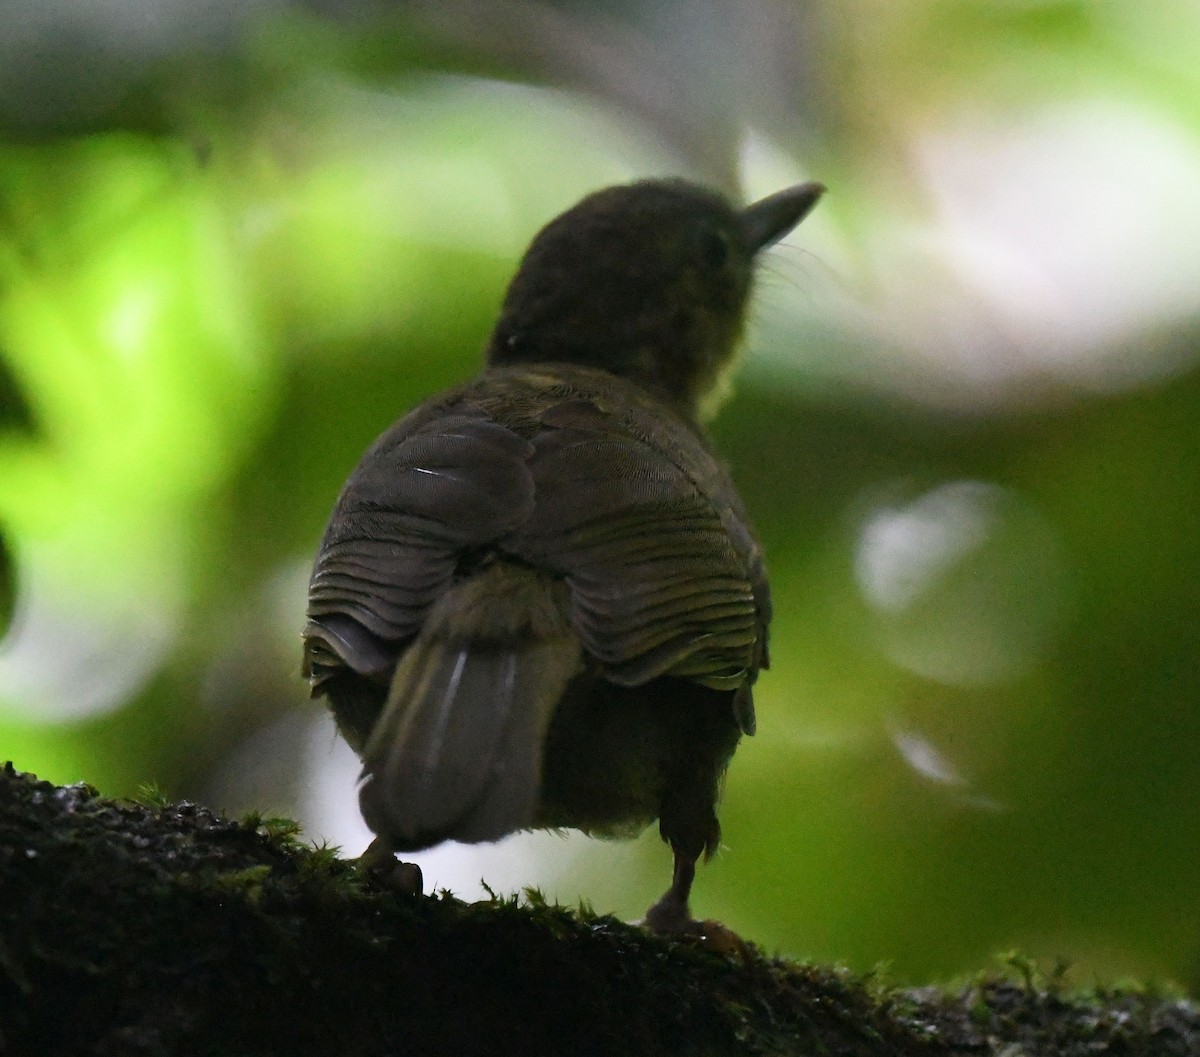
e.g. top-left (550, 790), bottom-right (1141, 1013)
top-left (305, 408), bottom-right (535, 679)
top-left (305, 371), bottom-right (769, 742)
top-left (512, 407), bottom-right (767, 697)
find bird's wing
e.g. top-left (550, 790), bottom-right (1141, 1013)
top-left (511, 393), bottom-right (769, 700)
top-left (306, 375), bottom-right (769, 725)
top-left (304, 405), bottom-right (536, 688)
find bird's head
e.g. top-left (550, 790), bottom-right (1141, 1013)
top-left (486, 178), bottom-right (824, 420)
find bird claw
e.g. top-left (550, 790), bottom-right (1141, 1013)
top-left (356, 837), bottom-right (423, 895)
top-left (642, 907), bottom-right (752, 959)
top-left (688, 918), bottom-right (753, 959)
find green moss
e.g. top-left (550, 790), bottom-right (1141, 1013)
top-left (2, 764), bottom-right (1197, 1057)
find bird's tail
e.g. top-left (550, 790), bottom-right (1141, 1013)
top-left (358, 562), bottom-right (581, 849)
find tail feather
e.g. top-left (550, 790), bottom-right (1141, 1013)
top-left (358, 565), bottom-right (581, 849)
top-left (447, 636), bottom-right (584, 843)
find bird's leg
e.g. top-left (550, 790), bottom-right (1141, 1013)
top-left (643, 847), bottom-right (698, 934)
top-left (643, 845), bottom-right (751, 957)
top-left (357, 836), bottom-right (423, 895)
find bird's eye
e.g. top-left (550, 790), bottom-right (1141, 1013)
top-left (697, 226), bottom-right (731, 270)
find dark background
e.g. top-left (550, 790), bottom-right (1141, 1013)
top-left (1, 0), bottom-right (1198, 987)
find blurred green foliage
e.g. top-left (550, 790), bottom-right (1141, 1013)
top-left (0, 532), bottom-right (12, 639)
top-left (1, 0), bottom-right (1198, 987)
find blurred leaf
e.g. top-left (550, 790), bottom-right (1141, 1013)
top-left (0, 528), bottom-right (13, 641)
top-left (0, 353), bottom-right (35, 435)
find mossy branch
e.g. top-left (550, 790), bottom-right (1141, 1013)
top-left (1, 763), bottom-right (1196, 1056)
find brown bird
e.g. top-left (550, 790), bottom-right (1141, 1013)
top-left (303, 177), bottom-right (824, 932)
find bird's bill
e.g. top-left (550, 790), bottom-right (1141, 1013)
top-left (740, 181), bottom-right (825, 254)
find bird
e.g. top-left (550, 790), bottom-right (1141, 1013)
top-left (303, 176), bottom-right (824, 933)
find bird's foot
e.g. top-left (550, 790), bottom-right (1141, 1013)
top-left (642, 890), bottom-right (693, 935)
top-left (356, 836), bottom-right (423, 895)
top-left (642, 894), bottom-right (751, 959)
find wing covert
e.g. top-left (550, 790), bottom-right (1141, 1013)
top-left (512, 395), bottom-right (767, 693)
top-left (306, 407), bottom-right (535, 681)
top-left (305, 370), bottom-right (770, 709)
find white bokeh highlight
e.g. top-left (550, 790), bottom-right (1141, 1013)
top-left (855, 480), bottom-right (1067, 686)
